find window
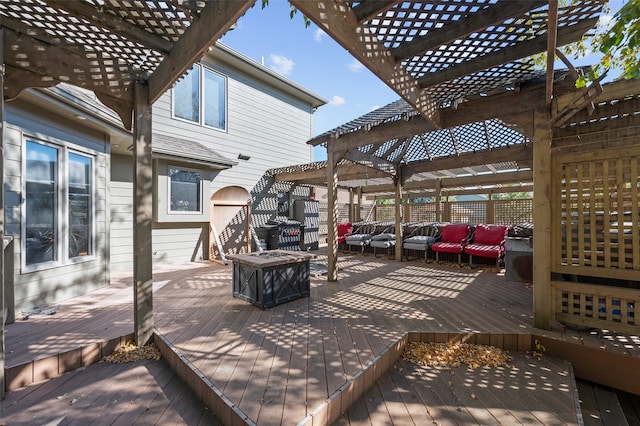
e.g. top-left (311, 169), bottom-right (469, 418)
top-left (23, 140), bottom-right (95, 269)
top-left (173, 64), bottom-right (226, 130)
top-left (169, 167), bottom-right (202, 214)
top-left (68, 153), bottom-right (93, 258)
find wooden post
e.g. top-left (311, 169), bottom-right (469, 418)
top-left (326, 149), bottom-right (338, 281)
top-left (348, 187), bottom-right (354, 223)
top-left (0, 26), bottom-right (6, 398)
top-left (133, 80), bottom-right (154, 345)
top-left (394, 176), bottom-right (404, 261)
top-left (435, 180), bottom-right (442, 221)
top-left (356, 187), bottom-right (362, 222)
top-left (533, 107), bottom-right (552, 329)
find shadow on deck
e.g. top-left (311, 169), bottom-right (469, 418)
top-left (2, 250), bottom-right (639, 425)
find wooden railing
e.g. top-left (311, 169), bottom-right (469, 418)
top-left (551, 280), bottom-right (640, 335)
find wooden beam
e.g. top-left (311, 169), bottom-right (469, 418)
top-left (274, 162), bottom-right (389, 183)
top-left (311, 83), bottom-right (549, 152)
top-left (402, 144), bottom-right (532, 177)
top-left (393, 0), bottom-right (546, 60)
top-left (555, 78), bottom-right (640, 112)
top-left (352, 0), bottom-right (397, 23)
top-left (44, 0), bottom-right (173, 54)
top-left (148, 0), bottom-right (254, 104)
top-left (133, 81), bottom-right (154, 345)
top-left (3, 64), bottom-right (59, 101)
top-left (344, 149), bottom-right (396, 173)
top-left (546, 0), bottom-right (559, 107)
top-left (363, 169), bottom-right (532, 193)
top-left (290, 0), bottom-right (441, 129)
top-left (417, 18), bottom-right (598, 88)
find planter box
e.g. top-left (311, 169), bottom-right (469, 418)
top-left (228, 250), bottom-right (314, 309)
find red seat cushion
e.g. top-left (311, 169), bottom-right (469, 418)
top-left (465, 243), bottom-right (503, 258)
top-left (473, 224), bottom-right (508, 245)
top-left (431, 241), bottom-right (465, 254)
top-left (440, 223), bottom-right (471, 244)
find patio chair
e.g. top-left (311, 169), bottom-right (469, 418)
top-left (430, 223), bottom-right (473, 264)
top-left (402, 223), bottom-right (442, 261)
top-left (344, 222), bottom-right (376, 254)
top-left (325, 222), bottom-right (353, 251)
top-left (464, 224), bottom-right (509, 267)
top-left (369, 224), bottom-right (397, 258)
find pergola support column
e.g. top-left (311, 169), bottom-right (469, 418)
top-left (348, 187), bottom-right (354, 223)
top-left (326, 150), bottom-right (339, 281)
top-left (435, 180), bottom-right (442, 221)
top-left (1, 26), bottom-right (6, 398)
top-left (133, 80), bottom-right (154, 345)
top-left (394, 176), bottom-right (403, 261)
top-left (533, 108), bottom-right (552, 329)
top-left (356, 187), bottom-right (362, 222)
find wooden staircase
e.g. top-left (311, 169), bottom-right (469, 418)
top-left (577, 379), bottom-right (640, 426)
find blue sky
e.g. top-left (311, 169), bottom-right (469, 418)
top-left (220, 0), bottom-right (623, 162)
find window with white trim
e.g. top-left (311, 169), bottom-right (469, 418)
top-left (168, 166), bottom-right (202, 214)
top-left (24, 140), bottom-right (95, 269)
top-left (173, 64), bottom-right (226, 130)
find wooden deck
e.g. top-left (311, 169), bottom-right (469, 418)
top-left (3, 250), bottom-right (639, 425)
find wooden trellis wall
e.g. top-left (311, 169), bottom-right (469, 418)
top-left (551, 144), bottom-right (640, 334)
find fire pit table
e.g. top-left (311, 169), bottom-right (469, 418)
top-left (227, 250), bottom-right (315, 309)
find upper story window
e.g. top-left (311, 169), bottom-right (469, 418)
top-left (24, 140), bottom-right (95, 269)
top-left (168, 166), bottom-right (202, 214)
top-left (173, 64), bottom-right (226, 131)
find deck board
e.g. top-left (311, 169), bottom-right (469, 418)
top-left (4, 250), bottom-right (639, 425)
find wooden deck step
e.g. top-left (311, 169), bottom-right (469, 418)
top-left (340, 352), bottom-right (581, 425)
top-left (577, 379), bottom-right (630, 426)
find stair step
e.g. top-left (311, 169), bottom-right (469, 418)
top-left (578, 380), bottom-right (629, 426)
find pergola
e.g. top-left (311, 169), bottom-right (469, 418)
top-left (1, 0), bottom-right (624, 396)
top-left (284, 1), bottom-right (607, 287)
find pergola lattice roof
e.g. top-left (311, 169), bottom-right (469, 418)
top-left (1, 0), bottom-right (254, 128)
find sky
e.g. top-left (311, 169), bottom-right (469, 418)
top-left (219, 0), bottom-right (624, 162)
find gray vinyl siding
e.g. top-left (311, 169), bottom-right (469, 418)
top-left (4, 99), bottom-right (110, 313)
top-left (109, 155), bottom-right (210, 270)
top-left (107, 49), bottom-right (319, 271)
top-left (109, 154), bottom-right (134, 271)
top-left (152, 55), bottom-right (314, 194)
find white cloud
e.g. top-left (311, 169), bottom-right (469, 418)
top-left (347, 59), bottom-right (364, 73)
top-left (269, 54), bottom-right (295, 76)
top-left (314, 28), bottom-right (325, 42)
top-left (329, 95), bottom-right (345, 106)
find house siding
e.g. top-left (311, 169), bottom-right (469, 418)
top-left (4, 99), bottom-right (110, 313)
top-left (108, 51), bottom-right (317, 270)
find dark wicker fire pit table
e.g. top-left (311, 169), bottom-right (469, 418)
top-left (227, 250), bottom-right (315, 309)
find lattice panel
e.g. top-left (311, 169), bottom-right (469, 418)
top-left (404, 134), bottom-right (431, 162)
top-left (422, 129), bottom-right (456, 157)
top-left (1, 0), bottom-right (175, 74)
top-left (409, 203), bottom-right (439, 222)
top-left (375, 205), bottom-right (396, 221)
top-left (364, 0), bottom-right (604, 104)
top-left (554, 149), bottom-right (640, 275)
top-left (450, 122), bottom-right (487, 153)
top-left (445, 201), bottom-right (486, 224)
top-left (486, 120), bottom-right (530, 148)
top-left (494, 199), bottom-right (533, 225)
top-left (552, 280), bottom-right (640, 335)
